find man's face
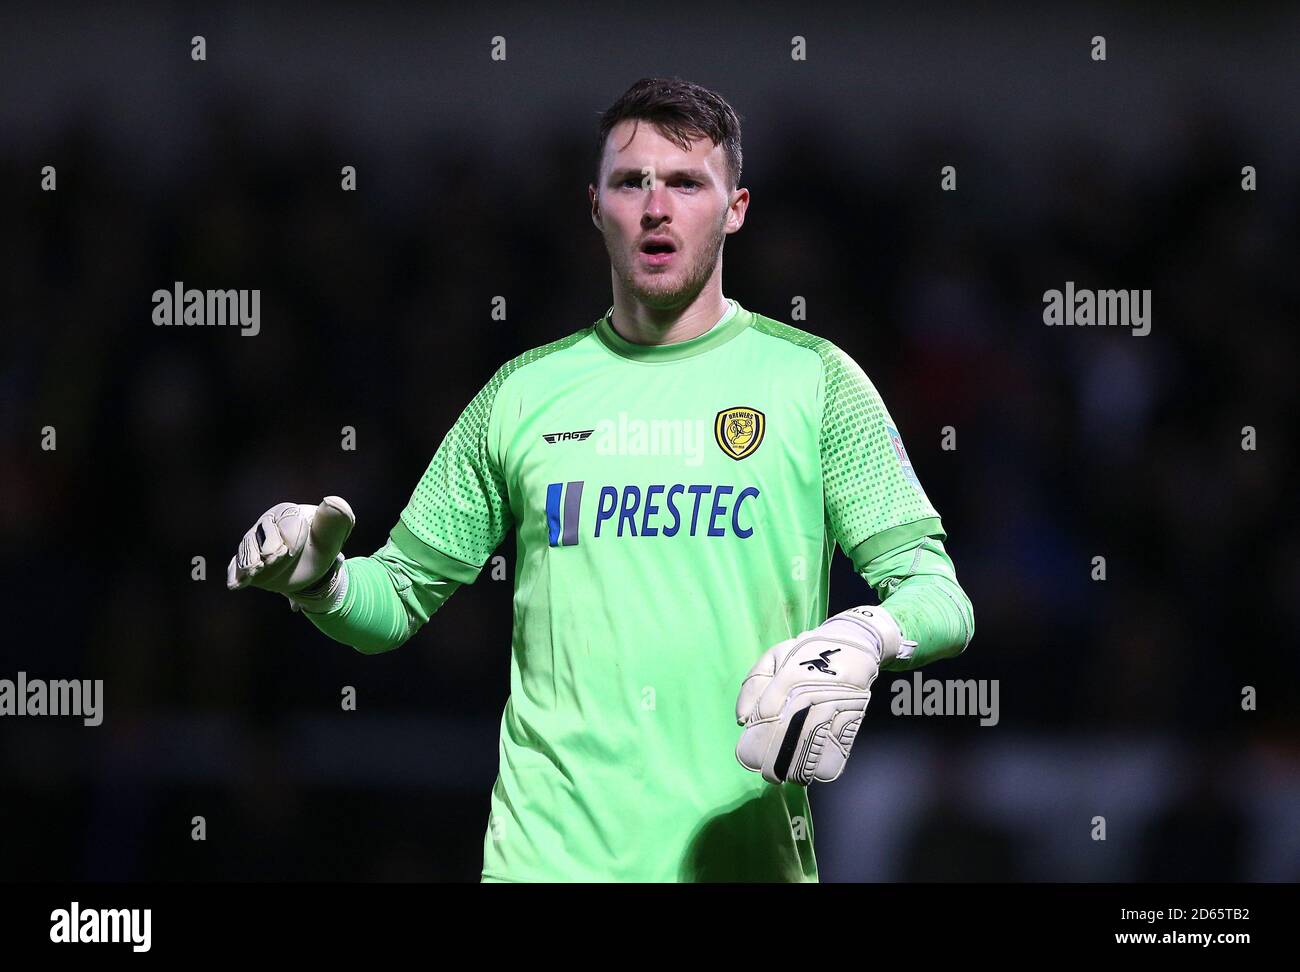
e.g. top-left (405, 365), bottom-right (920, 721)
top-left (590, 119), bottom-right (747, 310)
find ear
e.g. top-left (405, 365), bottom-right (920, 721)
top-left (589, 183), bottom-right (601, 230)
top-left (724, 186), bottom-right (750, 235)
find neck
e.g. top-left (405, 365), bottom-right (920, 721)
top-left (608, 276), bottom-right (729, 346)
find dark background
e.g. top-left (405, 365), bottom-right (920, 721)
top-left (1, 1), bottom-right (1297, 881)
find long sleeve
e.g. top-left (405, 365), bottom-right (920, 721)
top-left (851, 533), bottom-right (974, 671)
top-left (305, 539), bottom-right (461, 654)
top-left (814, 339), bottom-right (972, 668)
top-left (304, 360), bottom-right (518, 654)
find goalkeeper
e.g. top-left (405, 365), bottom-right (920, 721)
top-left (228, 77), bottom-right (974, 882)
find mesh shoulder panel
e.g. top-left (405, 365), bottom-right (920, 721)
top-left (748, 315), bottom-right (940, 553)
top-left (400, 327), bottom-right (594, 570)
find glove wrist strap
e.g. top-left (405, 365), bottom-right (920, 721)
top-left (287, 556), bottom-right (348, 614)
top-left (827, 605), bottom-right (914, 664)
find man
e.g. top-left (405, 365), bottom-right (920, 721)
top-left (227, 77), bottom-right (974, 882)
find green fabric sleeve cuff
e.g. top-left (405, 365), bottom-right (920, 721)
top-left (303, 556), bottom-right (404, 653)
top-left (389, 519), bottom-right (485, 585)
top-left (846, 516), bottom-right (946, 572)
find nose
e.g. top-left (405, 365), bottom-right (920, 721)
top-left (642, 183), bottom-right (671, 224)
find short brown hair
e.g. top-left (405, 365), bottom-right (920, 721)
top-left (595, 77), bottom-right (743, 190)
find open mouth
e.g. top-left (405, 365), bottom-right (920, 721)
top-left (639, 238), bottom-right (677, 264)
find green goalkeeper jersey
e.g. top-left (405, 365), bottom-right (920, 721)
top-left (379, 299), bottom-right (945, 882)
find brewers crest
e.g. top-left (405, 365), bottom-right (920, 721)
top-left (714, 406), bottom-right (765, 460)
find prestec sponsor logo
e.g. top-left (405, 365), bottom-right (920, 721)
top-left (545, 481), bottom-right (760, 545)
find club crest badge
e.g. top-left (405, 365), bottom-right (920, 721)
top-left (715, 406), bottom-right (765, 460)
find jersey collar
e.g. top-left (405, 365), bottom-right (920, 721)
top-left (594, 300), bottom-right (754, 363)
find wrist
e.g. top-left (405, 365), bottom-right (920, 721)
top-left (287, 556), bottom-right (348, 614)
top-left (824, 605), bottom-right (913, 665)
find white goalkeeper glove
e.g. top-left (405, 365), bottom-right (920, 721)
top-left (226, 496), bottom-right (355, 613)
top-left (735, 605), bottom-right (913, 786)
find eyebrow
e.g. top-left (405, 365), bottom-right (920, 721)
top-left (607, 166), bottom-right (712, 183)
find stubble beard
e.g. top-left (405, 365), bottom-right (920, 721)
top-left (610, 212), bottom-right (727, 312)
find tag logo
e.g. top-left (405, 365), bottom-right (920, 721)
top-left (542, 429), bottom-right (594, 444)
top-left (714, 406), bottom-right (765, 461)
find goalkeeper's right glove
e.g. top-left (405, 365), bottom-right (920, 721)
top-left (226, 496), bottom-right (355, 612)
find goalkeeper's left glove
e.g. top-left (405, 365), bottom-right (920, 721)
top-left (735, 605), bottom-right (913, 785)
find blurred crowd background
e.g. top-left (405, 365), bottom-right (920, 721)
top-left (1, 2), bottom-right (1297, 881)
